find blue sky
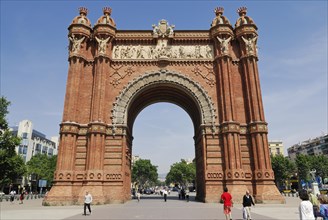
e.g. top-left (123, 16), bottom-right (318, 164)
top-left (1, 1), bottom-right (327, 174)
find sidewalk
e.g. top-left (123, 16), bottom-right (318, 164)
top-left (0, 192), bottom-right (300, 220)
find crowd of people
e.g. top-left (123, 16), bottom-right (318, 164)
top-left (219, 187), bottom-right (328, 220)
top-left (299, 189), bottom-right (328, 220)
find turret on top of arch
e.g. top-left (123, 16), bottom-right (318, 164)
top-left (211, 7), bottom-right (231, 27)
top-left (70, 7), bottom-right (92, 27)
top-left (95, 7), bottom-right (116, 27)
top-left (235, 7), bottom-right (256, 28)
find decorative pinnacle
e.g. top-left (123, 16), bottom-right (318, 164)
top-left (215, 7), bottom-right (224, 16)
top-left (79, 7), bottom-right (88, 16)
top-left (103, 7), bottom-right (112, 15)
top-left (237, 7), bottom-right (247, 16)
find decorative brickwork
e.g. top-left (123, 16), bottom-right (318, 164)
top-left (43, 6), bottom-right (284, 206)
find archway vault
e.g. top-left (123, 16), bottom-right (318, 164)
top-left (111, 69), bottom-right (217, 133)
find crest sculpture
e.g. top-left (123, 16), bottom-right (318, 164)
top-left (43, 6), bottom-right (284, 205)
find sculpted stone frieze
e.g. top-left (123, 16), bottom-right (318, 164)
top-left (112, 44), bottom-right (213, 60)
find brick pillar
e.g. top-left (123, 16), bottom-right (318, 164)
top-left (44, 7), bottom-right (93, 205)
top-left (83, 8), bottom-right (119, 203)
top-left (215, 41), bottom-right (247, 198)
top-left (234, 7), bottom-right (284, 203)
top-left (209, 9), bottom-right (249, 201)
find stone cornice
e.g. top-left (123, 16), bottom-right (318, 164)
top-left (114, 30), bottom-right (211, 41)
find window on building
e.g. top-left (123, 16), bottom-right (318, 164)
top-left (276, 148), bottom-right (280, 154)
top-left (18, 145), bottom-right (23, 154)
top-left (22, 132), bottom-right (28, 139)
top-left (23, 145), bottom-right (28, 154)
top-left (35, 143), bottom-right (41, 152)
top-left (42, 146), bottom-right (48, 154)
top-left (48, 148), bottom-right (53, 156)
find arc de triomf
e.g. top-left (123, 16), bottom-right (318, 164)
top-left (44, 6), bottom-right (284, 205)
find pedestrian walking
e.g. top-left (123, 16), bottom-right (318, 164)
top-left (10, 190), bottom-right (16, 203)
top-left (137, 189), bottom-right (141, 202)
top-left (220, 187), bottom-right (233, 220)
top-left (19, 191), bottom-right (25, 204)
top-left (163, 188), bottom-right (168, 202)
top-left (299, 189), bottom-right (315, 220)
top-left (186, 188), bottom-right (190, 202)
top-left (242, 190), bottom-right (255, 220)
top-left (83, 191), bottom-right (92, 216)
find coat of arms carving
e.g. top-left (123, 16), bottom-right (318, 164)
top-left (152, 19), bottom-right (175, 38)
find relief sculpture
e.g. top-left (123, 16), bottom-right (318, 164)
top-left (112, 44), bottom-right (213, 60)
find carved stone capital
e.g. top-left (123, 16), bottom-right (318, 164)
top-left (210, 24), bottom-right (234, 39)
top-left (106, 125), bottom-right (127, 136)
top-left (60, 122), bottom-right (80, 135)
top-left (93, 24), bottom-right (116, 37)
top-left (248, 121), bottom-right (268, 134)
top-left (234, 24), bottom-right (257, 39)
top-left (220, 121), bottom-right (241, 134)
top-left (68, 24), bottom-right (92, 38)
top-left (88, 121), bottom-right (107, 135)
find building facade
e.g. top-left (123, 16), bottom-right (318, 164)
top-left (44, 6), bottom-right (283, 205)
top-left (268, 140), bottom-right (284, 156)
top-left (288, 134), bottom-right (328, 160)
top-left (11, 120), bottom-right (58, 190)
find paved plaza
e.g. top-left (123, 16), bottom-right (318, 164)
top-left (1, 192), bottom-right (300, 220)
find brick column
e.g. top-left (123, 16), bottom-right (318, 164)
top-left (83, 7), bottom-right (118, 203)
top-left (210, 7), bottom-right (247, 200)
top-left (234, 7), bottom-right (284, 202)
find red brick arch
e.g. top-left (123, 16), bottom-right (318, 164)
top-left (43, 7), bottom-right (284, 206)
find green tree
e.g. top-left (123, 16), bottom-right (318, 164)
top-left (271, 154), bottom-right (295, 189)
top-left (132, 159), bottom-right (158, 187)
top-left (165, 159), bottom-right (196, 186)
top-left (295, 154), bottom-right (312, 184)
top-left (0, 97), bottom-right (26, 190)
top-left (309, 155), bottom-right (328, 180)
top-left (27, 154), bottom-right (57, 187)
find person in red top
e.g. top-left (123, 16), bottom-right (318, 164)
top-left (221, 187), bottom-right (233, 220)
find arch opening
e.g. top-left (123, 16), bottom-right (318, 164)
top-left (112, 70), bottom-right (217, 135)
top-left (132, 102), bottom-right (195, 180)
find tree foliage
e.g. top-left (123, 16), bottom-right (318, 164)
top-left (27, 154), bottom-right (57, 186)
top-left (271, 154), bottom-right (296, 188)
top-left (295, 154), bottom-right (328, 182)
top-left (0, 97), bottom-right (26, 189)
top-left (132, 159), bottom-right (158, 187)
top-left (295, 154), bottom-right (313, 182)
top-left (165, 159), bottom-right (196, 186)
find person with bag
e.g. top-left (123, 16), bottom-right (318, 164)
top-left (242, 190), bottom-right (255, 220)
top-left (220, 187), bottom-right (233, 220)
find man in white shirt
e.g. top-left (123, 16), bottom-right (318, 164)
top-left (10, 190), bottom-right (16, 203)
top-left (299, 189), bottom-right (315, 220)
top-left (163, 188), bottom-right (168, 202)
top-left (84, 191), bottom-right (92, 215)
